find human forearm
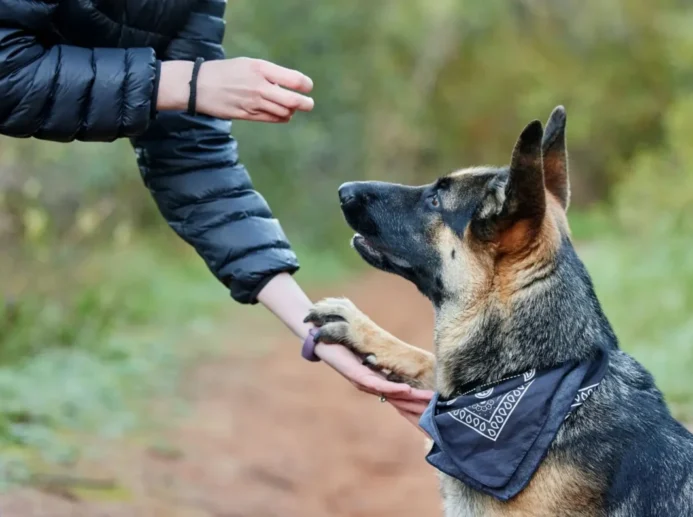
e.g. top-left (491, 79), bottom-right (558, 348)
top-left (156, 61), bottom-right (193, 112)
top-left (256, 273), bottom-right (313, 340)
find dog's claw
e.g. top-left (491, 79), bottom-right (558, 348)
top-left (311, 321), bottom-right (351, 347)
top-left (363, 354), bottom-right (378, 366)
top-left (304, 306), bottom-right (348, 328)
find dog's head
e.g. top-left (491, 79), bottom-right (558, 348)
top-left (339, 106), bottom-right (570, 307)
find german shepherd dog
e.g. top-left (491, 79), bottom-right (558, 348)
top-left (305, 107), bottom-right (693, 516)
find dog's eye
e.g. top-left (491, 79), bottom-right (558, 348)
top-left (428, 194), bottom-right (440, 209)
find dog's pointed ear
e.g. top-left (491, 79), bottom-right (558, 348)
top-left (542, 105), bottom-right (570, 210)
top-left (472, 120), bottom-right (546, 242)
top-left (506, 119), bottom-right (546, 222)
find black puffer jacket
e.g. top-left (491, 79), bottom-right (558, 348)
top-left (0, 0), bottom-right (299, 303)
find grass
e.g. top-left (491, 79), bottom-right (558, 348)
top-left (0, 233), bottom-right (353, 487)
top-left (570, 211), bottom-right (693, 420)
top-left (0, 239), bottom-right (221, 485)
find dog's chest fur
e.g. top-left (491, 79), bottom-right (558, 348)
top-left (437, 458), bottom-right (603, 517)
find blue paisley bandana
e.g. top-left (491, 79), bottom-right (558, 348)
top-left (419, 350), bottom-right (609, 501)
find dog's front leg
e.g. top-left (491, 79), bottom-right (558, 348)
top-left (305, 298), bottom-right (435, 390)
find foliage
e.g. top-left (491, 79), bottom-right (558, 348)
top-left (0, 234), bottom-right (348, 485)
top-left (227, 0), bottom-right (692, 244)
top-left (2, 0), bottom-right (692, 246)
top-left (1, 0), bottom-right (693, 483)
top-left (578, 234), bottom-right (693, 419)
top-left (0, 240), bottom-right (224, 484)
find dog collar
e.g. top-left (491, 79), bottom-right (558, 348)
top-left (419, 349), bottom-right (609, 501)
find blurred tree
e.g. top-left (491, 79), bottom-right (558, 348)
top-left (0, 0), bottom-right (690, 250)
top-left (2, 0), bottom-right (693, 473)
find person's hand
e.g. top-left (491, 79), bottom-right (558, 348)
top-left (255, 273), bottom-right (434, 431)
top-left (314, 342), bottom-right (434, 419)
top-left (158, 58), bottom-right (314, 123)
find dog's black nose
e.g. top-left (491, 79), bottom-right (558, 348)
top-left (338, 182), bottom-right (359, 206)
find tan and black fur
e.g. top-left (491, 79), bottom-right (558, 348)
top-left (306, 107), bottom-right (693, 516)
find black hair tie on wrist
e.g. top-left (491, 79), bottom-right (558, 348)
top-left (187, 57), bottom-right (205, 116)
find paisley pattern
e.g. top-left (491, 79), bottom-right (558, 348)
top-left (419, 350), bottom-right (610, 501)
top-left (450, 381), bottom-right (534, 441)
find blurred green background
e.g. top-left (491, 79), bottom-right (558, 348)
top-left (1, 0), bottom-right (692, 487)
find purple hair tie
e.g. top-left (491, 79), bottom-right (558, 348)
top-left (301, 327), bottom-right (321, 362)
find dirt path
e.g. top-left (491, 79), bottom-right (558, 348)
top-left (0, 273), bottom-right (442, 517)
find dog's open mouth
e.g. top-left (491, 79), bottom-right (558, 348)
top-left (351, 234), bottom-right (380, 260)
top-left (351, 234), bottom-right (412, 271)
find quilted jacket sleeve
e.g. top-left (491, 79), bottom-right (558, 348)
top-left (0, 0), bottom-right (157, 141)
top-left (131, 0), bottom-right (299, 304)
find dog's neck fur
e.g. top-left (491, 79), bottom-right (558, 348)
top-left (433, 237), bottom-right (618, 396)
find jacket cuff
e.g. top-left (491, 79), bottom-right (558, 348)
top-left (150, 60), bottom-right (162, 120)
top-left (227, 256), bottom-right (300, 305)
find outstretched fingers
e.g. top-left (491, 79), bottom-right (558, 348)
top-left (259, 60), bottom-right (314, 93)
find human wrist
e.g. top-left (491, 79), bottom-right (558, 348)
top-left (157, 61), bottom-right (194, 111)
top-left (256, 273), bottom-right (313, 340)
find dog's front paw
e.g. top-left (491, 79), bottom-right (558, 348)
top-left (304, 298), bottom-right (373, 355)
top-left (305, 297), bottom-right (435, 389)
